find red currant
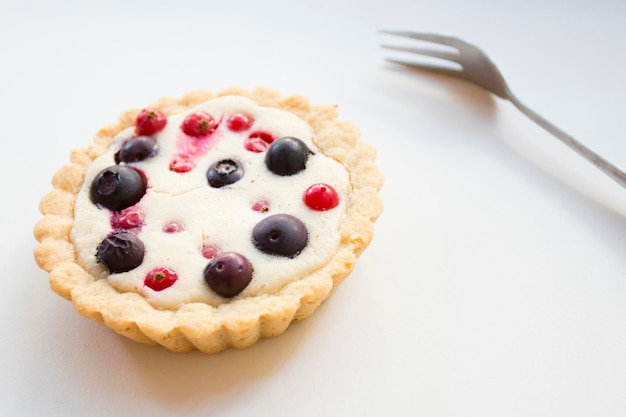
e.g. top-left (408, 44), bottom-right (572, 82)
top-left (163, 222), bottom-right (183, 233)
top-left (201, 244), bottom-right (219, 260)
top-left (144, 267), bottom-right (178, 291)
top-left (181, 111), bottom-right (216, 137)
top-left (244, 131), bottom-right (275, 152)
top-left (226, 113), bottom-right (254, 132)
top-left (135, 108), bottom-right (167, 136)
top-left (252, 199), bottom-right (270, 212)
top-left (169, 157), bottom-right (194, 173)
top-left (116, 207), bottom-right (144, 229)
top-left (303, 183), bottom-right (340, 211)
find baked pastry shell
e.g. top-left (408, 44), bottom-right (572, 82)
top-left (33, 87), bottom-right (383, 353)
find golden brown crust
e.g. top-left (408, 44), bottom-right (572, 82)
top-left (33, 87), bottom-right (383, 353)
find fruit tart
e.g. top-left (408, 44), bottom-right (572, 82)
top-left (33, 87), bottom-right (383, 353)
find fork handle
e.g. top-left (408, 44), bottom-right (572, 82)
top-left (507, 93), bottom-right (626, 189)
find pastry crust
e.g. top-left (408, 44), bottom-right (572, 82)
top-left (34, 87), bottom-right (383, 353)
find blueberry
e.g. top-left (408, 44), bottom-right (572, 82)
top-left (96, 232), bottom-right (145, 273)
top-left (264, 137), bottom-right (313, 176)
top-left (90, 165), bottom-right (147, 211)
top-left (252, 214), bottom-right (308, 257)
top-left (116, 136), bottom-right (158, 163)
top-left (207, 159), bottom-right (244, 188)
top-left (204, 252), bottom-right (253, 297)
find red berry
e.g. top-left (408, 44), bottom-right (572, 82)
top-left (251, 200), bottom-right (270, 212)
top-left (201, 244), bottom-right (219, 259)
top-left (116, 207), bottom-right (144, 229)
top-left (163, 222), bottom-right (183, 233)
top-left (303, 183), bottom-right (340, 211)
top-left (144, 267), bottom-right (178, 291)
top-left (169, 157), bottom-right (194, 173)
top-left (226, 113), bottom-right (254, 132)
top-left (244, 131), bottom-right (275, 152)
top-left (135, 108), bottom-right (167, 136)
top-left (181, 111), bottom-right (216, 137)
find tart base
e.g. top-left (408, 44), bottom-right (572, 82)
top-left (34, 87), bottom-right (383, 353)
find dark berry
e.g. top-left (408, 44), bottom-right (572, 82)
top-left (144, 267), bottom-right (178, 291)
top-left (264, 137), bottom-right (312, 176)
top-left (203, 252), bottom-right (253, 298)
top-left (252, 214), bottom-right (308, 257)
top-left (227, 113), bottom-right (254, 132)
top-left (244, 131), bottom-right (275, 153)
top-left (96, 232), bottom-right (145, 273)
top-left (117, 136), bottom-right (157, 163)
top-left (207, 159), bottom-right (244, 188)
top-left (303, 183), bottom-right (340, 211)
top-left (90, 166), bottom-right (147, 211)
top-left (181, 111), bottom-right (216, 137)
top-left (135, 108), bottom-right (167, 136)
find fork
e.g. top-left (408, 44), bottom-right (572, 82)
top-left (380, 30), bottom-right (626, 190)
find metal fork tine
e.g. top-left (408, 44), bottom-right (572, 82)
top-left (380, 44), bottom-right (461, 64)
top-left (380, 30), bottom-right (467, 49)
top-left (385, 59), bottom-right (463, 79)
top-left (381, 30), bottom-right (626, 191)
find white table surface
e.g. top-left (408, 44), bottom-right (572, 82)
top-left (2, 0), bottom-right (626, 416)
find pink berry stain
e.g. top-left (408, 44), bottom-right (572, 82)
top-left (170, 111), bottom-right (221, 173)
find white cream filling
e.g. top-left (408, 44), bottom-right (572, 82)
top-left (71, 96), bottom-right (350, 309)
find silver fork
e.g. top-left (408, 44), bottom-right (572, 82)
top-left (380, 30), bottom-right (626, 190)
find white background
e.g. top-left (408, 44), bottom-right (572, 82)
top-left (2, 0), bottom-right (626, 416)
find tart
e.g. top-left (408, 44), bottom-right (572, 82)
top-left (33, 87), bottom-right (383, 353)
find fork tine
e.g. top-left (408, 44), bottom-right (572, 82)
top-left (384, 58), bottom-right (463, 79)
top-left (380, 44), bottom-right (461, 63)
top-left (380, 30), bottom-right (467, 49)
